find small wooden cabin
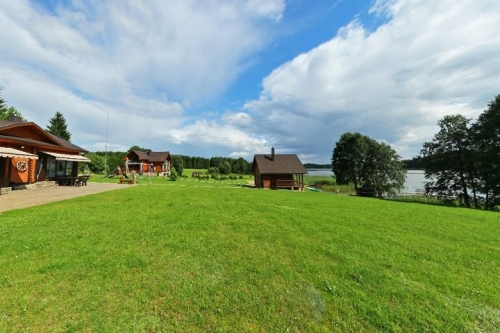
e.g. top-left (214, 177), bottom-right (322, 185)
top-left (0, 117), bottom-right (90, 189)
top-left (252, 148), bottom-right (307, 190)
top-left (124, 150), bottom-right (172, 175)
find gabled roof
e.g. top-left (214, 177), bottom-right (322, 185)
top-left (46, 132), bottom-right (88, 152)
top-left (127, 150), bottom-right (171, 162)
top-left (0, 120), bottom-right (87, 153)
top-left (130, 150), bottom-right (150, 160)
top-left (148, 151), bottom-right (171, 162)
top-left (252, 154), bottom-right (307, 174)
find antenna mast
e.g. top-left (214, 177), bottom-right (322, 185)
top-left (104, 113), bottom-right (108, 176)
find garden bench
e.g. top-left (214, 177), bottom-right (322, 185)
top-left (356, 188), bottom-right (376, 197)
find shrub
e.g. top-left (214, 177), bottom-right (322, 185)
top-left (208, 167), bottom-right (219, 174)
top-left (169, 168), bottom-right (178, 181)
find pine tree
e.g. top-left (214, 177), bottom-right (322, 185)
top-left (0, 90), bottom-right (27, 121)
top-left (46, 111), bottom-right (71, 141)
top-left (0, 90), bottom-right (8, 118)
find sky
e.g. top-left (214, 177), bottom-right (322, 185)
top-left (0, 0), bottom-right (499, 164)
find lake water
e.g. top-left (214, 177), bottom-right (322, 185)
top-left (306, 169), bottom-right (427, 193)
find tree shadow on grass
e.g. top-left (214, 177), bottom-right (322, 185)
top-left (382, 196), bottom-right (466, 209)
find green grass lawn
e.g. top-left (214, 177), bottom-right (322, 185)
top-left (0, 182), bottom-right (499, 332)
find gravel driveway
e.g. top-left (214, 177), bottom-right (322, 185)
top-left (0, 183), bottom-right (134, 213)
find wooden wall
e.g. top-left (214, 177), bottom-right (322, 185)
top-left (9, 157), bottom-right (32, 183)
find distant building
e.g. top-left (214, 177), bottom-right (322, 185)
top-left (252, 148), bottom-right (307, 190)
top-left (124, 150), bottom-right (172, 175)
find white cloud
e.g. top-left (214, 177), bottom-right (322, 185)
top-left (222, 112), bottom-right (253, 126)
top-left (245, 0), bottom-right (285, 21)
top-left (244, 0), bottom-right (500, 160)
top-left (1, 0), bottom-right (499, 164)
top-left (0, 0), bottom-right (284, 155)
top-left (169, 119), bottom-right (269, 154)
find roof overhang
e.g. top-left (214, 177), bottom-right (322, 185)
top-left (41, 151), bottom-right (91, 162)
top-left (0, 147), bottom-right (39, 159)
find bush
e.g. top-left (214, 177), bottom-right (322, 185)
top-left (208, 167), bottom-right (219, 174)
top-left (316, 179), bottom-right (336, 186)
top-left (169, 168), bottom-right (178, 181)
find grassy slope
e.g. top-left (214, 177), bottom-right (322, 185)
top-left (0, 182), bottom-right (499, 332)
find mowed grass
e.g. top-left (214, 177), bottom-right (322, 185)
top-left (0, 183), bottom-right (499, 332)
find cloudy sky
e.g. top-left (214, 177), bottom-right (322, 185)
top-left (1, 0), bottom-right (499, 163)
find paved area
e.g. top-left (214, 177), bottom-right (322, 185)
top-left (0, 183), bottom-right (134, 213)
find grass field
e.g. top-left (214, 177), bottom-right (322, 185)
top-left (0, 178), bottom-right (499, 332)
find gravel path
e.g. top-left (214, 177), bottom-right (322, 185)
top-left (0, 182), bottom-right (134, 213)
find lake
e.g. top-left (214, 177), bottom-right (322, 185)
top-left (306, 169), bottom-right (427, 193)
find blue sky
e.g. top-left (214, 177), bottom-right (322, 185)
top-left (1, 0), bottom-right (499, 163)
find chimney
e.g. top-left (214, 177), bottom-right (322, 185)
top-left (8, 115), bottom-right (24, 122)
top-left (271, 147), bottom-right (275, 161)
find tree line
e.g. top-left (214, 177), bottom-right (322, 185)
top-left (82, 149), bottom-right (253, 176)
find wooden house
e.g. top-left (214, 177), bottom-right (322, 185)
top-left (252, 148), bottom-right (307, 190)
top-left (124, 150), bottom-right (172, 175)
top-left (0, 116), bottom-right (90, 189)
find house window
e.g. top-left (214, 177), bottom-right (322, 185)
top-left (55, 160), bottom-right (74, 176)
top-left (65, 161), bottom-right (74, 175)
top-left (47, 158), bottom-right (56, 178)
top-left (56, 160), bottom-right (65, 176)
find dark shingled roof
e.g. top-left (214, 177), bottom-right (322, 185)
top-left (252, 154), bottom-right (307, 175)
top-left (131, 150), bottom-right (150, 160)
top-left (148, 151), bottom-right (171, 162)
top-left (45, 132), bottom-right (88, 153)
top-left (129, 150), bottom-right (171, 162)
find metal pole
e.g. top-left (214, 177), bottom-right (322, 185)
top-left (104, 113), bottom-right (108, 176)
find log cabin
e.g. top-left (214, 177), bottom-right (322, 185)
top-left (252, 148), bottom-right (307, 190)
top-left (124, 150), bottom-right (172, 176)
top-left (0, 116), bottom-right (90, 190)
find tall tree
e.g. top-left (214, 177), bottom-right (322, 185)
top-left (363, 140), bottom-right (406, 196)
top-left (470, 95), bottom-right (500, 209)
top-left (332, 132), bottom-right (370, 190)
top-left (421, 115), bottom-right (472, 207)
top-left (172, 155), bottom-right (184, 176)
top-left (332, 132), bottom-right (406, 196)
top-left (46, 111), bottom-right (71, 141)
